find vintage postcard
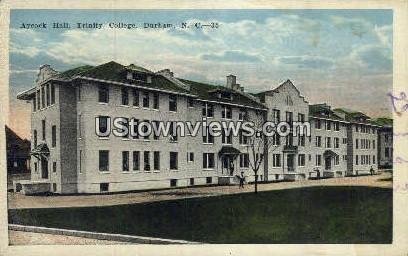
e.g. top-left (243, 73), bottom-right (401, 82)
top-left (0, 1), bottom-right (407, 256)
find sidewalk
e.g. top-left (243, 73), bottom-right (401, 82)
top-left (8, 172), bottom-right (392, 209)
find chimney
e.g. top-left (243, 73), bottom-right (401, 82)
top-left (226, 74), bottom-right (236, 88)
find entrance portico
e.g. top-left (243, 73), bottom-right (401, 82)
top-left (218, 146), bottom-right (241, 185)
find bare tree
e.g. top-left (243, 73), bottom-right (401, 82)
top-left (244, 111), bottom-right (278, 193)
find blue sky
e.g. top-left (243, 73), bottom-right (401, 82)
top-left (9, 9), bottom-right (392, 137)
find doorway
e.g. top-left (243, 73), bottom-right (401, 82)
top-left (325, 156), bottom-right (331, 170)
top-left (222, 155), bottom-right (234, 176)
top-left (41, 158), bottom-right (49, 179)
top-left (287, 154), bottom-right (295, 172)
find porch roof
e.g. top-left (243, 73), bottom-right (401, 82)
top-left (218, 146), bottom-right (241, 156)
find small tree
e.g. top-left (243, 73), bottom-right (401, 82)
top-left (245, 111), bottom-right (277, 193)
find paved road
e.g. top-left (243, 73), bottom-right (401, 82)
top-left (7, 171), bottom-right (392, 209)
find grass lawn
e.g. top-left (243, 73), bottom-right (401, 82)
top-left (8, 186), bottom-right (392, 243)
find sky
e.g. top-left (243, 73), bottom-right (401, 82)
top-left (9, 9), bottom-right (393, 139)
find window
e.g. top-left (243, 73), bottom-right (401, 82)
top-left (132, 89), bottom-right (139, 106)
top-left (153, 93), bottom-right (160, 109)
top-left (98, 85), bottom-right (109, 103)
top-left (203, 127), bottom-right (214, 144)
top-left (170, 179), bottom-right (177, 187)
top-left (202, 103), bottom-right (214, 117)
top-left (222, 106), bottom-right (232, 119)
top-left (373, 140), bottom-right (376, 149)
top-left (334, 122), bottom-right (339, 131)
top-left (170, 152), bottom-right (178, 170)
top-left (51, 125), bottom-right (56, 147)
top-left (355, 125), bottom-right (359, 132)
top-left (355, 155), bottom-right (359, 165)
top-left (154, 151), bottom-right (160, 171)
top-left (150, 120), bottom-right (159, 140)
top-left (272, 109), bottom-right (280, 123)
top-left (100, 183), bottom-right (109, 192)
top-left (169, 122), bottom-right (178, 142)
top-left (132, 119), bottom-right (139, 139)
top-left (143, 120), bottom-right (150, 140)
top-left (33, 130), bottom-right (37, 147)
top-left (187, 152), bottom-right (194, 162)
top-left (335, 155), bottom-right (339, 165)
top-left (315, 136), bottom-right (322, 147)
top-left (36, 90), bottom-right (40, 110)
top-left (285, 95), bottom-right (293, 105)
top-left (41, 86), bottom-right (45, 108)
top-left (222, 129), bottom-right (232, 144)
top-left (53, 161), bottom-right (57, 173)
top-left (272, 133), bottom-right (280, 146)
top-left (188, 98), bottom-right (194, 108)
top-left (79, 150), bottom-right (82, 173)
top-left (203, 153), bottom-right (215, 169)
top-left (298, 135), bottom-right (305, 147)
top-left (98, 116), bottom-right (109, 137)
top-left (122, 151), bottom-right (129, 172)
top-left (121, 87), bottom-right (129, 105)
top-left (169, 94), bottom-right (177, 111)
top-left (298, 154), bottom-right (305, 167)
top-left (373, 155), bottom-right (376, 164)
top-left (99, 150), bottom-right (109, 172)
top-left (239, 129), bottom-right (249, 145)
top-left (239, 109), bottom-right (248, 121)
top-left (355, 139), bottom-right (359, 149)
top-left (190, 178), bottom-right (195, 186)
top-left (334, 138), bottom-right (339, 148)
top-left (315, 119), bottom-right (321, 129)
top-left (34, 162), bottom-right (38, 173)
top-left (132, 151), bottom-right (140, 171)
top-left (33, 96), bottom-right (36, 112)
top-left (42, 120), bottom-right (46, 140)
top-left (46, 84), bottom-right (50, 106)
top-left (298, 113), bottom-right (305, 122)
top-left (144, 151), bottom-right (150, 171)
top-left (325, 137), bottom-right (331, 148)
top-left (142, 91), bottom-right (149, 108)
top-left (286, 111), bottom-right (293, 126)
top-left (240, 153), bottom-right (249, 168)
top-left (206, 177), bottom-right (213, 184)
top-left (343, 138), bottom-right (347, 144)
top-left (326, 121), bottom-right (331, 130)
top-left (286, 134), bottom-right (294, 146)
top-left (51, 84), bottom-right (55, 104)
top-left (316, 155), bottom-right (322, 166)
top-left (272, 154), bottom-right (281, 167)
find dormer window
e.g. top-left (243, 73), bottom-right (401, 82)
top-left (220, 91), bottom-right (233, 100)
top-left (127, 71), bottom-right (150, 83)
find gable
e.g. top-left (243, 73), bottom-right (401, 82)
top-left (36, 64), bottom-right (59, 85)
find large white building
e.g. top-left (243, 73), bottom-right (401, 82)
top-left (16, 61), bottom-right (388, 194)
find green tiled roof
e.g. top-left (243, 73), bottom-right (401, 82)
top-left (126, 64), bottom-right (153, 73)
top-left (333, 108), bottom-right (379, 125)
top-left (57, 65), bottom-right (94, 79)
top-left (33, 61), bottom-right (264, 109)
top-left (309, 104), bottom-right (345, 121)
top-left (372, 117), bottom-right (393, 126)
top-left (74, 61), bottom-right (190, 94)
top-left (179, 78), bottom-right (266, 109)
